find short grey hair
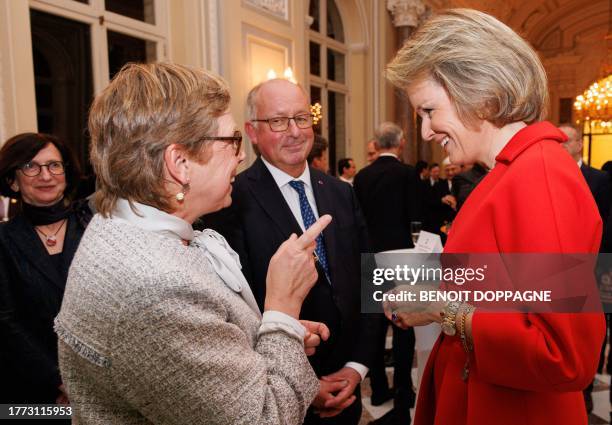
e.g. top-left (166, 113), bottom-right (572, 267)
top-left (375, 122), bottom-right (404, 149)
top-left (245, 79), bottom-right (311, 126)
top-left (558, 123), bottom-right (582, 141)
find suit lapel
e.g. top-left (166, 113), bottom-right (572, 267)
top-left (7, 215), bottom-right (66, 291)
top-left (246, 158), bottom-right (303, 238)
top-left (310, 169), bottom-right (338, 281)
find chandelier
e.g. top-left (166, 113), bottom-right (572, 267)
top-left (574, 75), bottom-right (612, 132)
top-left (310, 102), bottom-right (322, 125)
top-left (574, 0), bottom-right (612, 133)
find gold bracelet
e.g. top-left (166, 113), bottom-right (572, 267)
top-left (458, 303), bottom-right (475, 381)
top-left (459, 304), bottom-right (475, 353)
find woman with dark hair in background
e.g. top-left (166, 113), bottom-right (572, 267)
top-left (0, 133), bottom-right (92, 404)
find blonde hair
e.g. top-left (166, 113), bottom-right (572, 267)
top-left (386, 9), bottom-right (548, 127)
top-left (88, 62), bottom-right (230, 216)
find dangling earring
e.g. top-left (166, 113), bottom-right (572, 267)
top-left (176, 182), bottom-right (189, 202)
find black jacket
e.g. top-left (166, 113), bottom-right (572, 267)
top-left (202, 158), bottom-right (380, 376)
top-left (0, 202), bottom-right (91, 403)
top-left (353, 155), bottom-right (420, 252)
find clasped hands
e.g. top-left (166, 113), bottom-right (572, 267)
top-left (313, 367), bottom-right (361, 418)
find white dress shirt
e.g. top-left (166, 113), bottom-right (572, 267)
top-left (339, 176), bottom-right (353, 186)
top-left (261, 158), bottom-right (368, 381)
top-left (261, 157), bottom-right (320, 232)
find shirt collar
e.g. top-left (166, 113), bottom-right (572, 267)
top-left (111, 198), bottom-right (194, 241)
top-left (261, 156), bottom-right (311, 189)
top-left (379, 152), bottom-right (399, 159)
top-left (577, 158), bottom-right (583, 168)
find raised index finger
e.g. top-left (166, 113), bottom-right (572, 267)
top-left (296, 214), bottom-right (332, 249)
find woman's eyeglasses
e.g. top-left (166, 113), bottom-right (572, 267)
top-left (19, 161), bottom-right (66, 177)
top-left (200, 130), bottom-right (242, 156)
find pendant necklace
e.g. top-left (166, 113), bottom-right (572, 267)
top-left (35, 219), bottom-right (67, 247)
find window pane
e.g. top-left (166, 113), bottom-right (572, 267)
top-left (105, 0), bottom-right (155, 24)
top-left (310, 86), bottom-right (322, 135)
top-left (309, 41), bottom-right (321, 76)
top-left (326, 0), bottom-right (344, 42)
top-left (328, 91), bottom-right (346, 175)
top-left (308, 0), bottom-right (320, 32)
top-left (30, 9), bottom-right (93, 181)
top-left (327, 48), bottom-right (345, 83)
top-left (107, 31), bottom-right (157, 80)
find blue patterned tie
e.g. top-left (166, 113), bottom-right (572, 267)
top-left (288, 180), bottom-right (330, 281)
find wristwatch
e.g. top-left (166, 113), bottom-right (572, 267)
top-left (441, 301), bottom-right (461, 336)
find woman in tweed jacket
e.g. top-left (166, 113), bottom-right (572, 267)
top-left (55, 63), bottom-right (332, 424)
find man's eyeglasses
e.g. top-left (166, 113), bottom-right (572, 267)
top-left (251, 114), bottom-right (313, 132)
top-left (19, 161), bottom-right (66, 177)
top-left (200, 130), bottom-right (242, 156)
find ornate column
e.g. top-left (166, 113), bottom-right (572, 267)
top-left (386, 0), bottom-right (430, 164)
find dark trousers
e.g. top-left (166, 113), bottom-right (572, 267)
top-left (369, 317), bottom-right (415, 412)
top-left (304, 386), bottom-right (362, 425)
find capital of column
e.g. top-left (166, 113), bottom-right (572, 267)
top-left (386, 0), bottom-right (428, 28)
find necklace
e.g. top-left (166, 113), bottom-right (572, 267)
top-left (35, 219), bottom-right (67, 247)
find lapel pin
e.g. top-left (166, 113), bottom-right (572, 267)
top-left (318, 180), bottom-right (323, 185)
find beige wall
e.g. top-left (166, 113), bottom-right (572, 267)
top-left (0, 0), bottom-right (37, 141)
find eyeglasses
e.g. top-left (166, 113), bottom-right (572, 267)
top-left (200, 130), bottom-right (242, 156)
top-left (19, 161), bottom-right (66, 177)
top-left (251, 114), bottom-right (313, 132)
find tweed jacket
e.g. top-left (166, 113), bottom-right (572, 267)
top-left (55, 214), bottom-right (318, 424)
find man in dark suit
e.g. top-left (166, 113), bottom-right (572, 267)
top-left (451, 163), bottom-right (488, 212)
top-left (202, 79), bottom-right (379, 424)
top-left (353, 122), bottom-right (419, 425)
top-left (559, 124), bottom-right (610, 244)
top-left (560, 123), bottom-right (611, 414)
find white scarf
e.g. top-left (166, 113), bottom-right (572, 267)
top-left (112, 199), bottom-right (262, 317)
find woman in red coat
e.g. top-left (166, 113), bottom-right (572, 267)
top-left (385, 9), bottom-right (605, 425)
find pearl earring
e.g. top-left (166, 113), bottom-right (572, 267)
top-left (176, 182), bottom-right (189, 202)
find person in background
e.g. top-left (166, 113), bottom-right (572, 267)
top-left (337, 158), bottom-right (356, 185)
top-left (386, 8), bottom-right (604, 424)
top-left (308, 135), bottom-right (329, 174)
top-left (451, 162), bottom-right (488, 212)
top-left (559, 123), bottom-right (611, 413)
top-left (601, 161), bottom-right (612, 183)
top-left (440, 156), bottom-right (460, 215)
top-left (427, 163), bottom-right (440, 187)
top-left (366, 139), bottom-right (379, 164)
top-left (0, 133), bottom-right (92, 405)
top-left (353, 121), bottom-right (419, 425)
top-left (415, 160), bottom-right (429, 181)
top-left (55, 63), bottom-right (329, 425)
top-left (422, 161), bottom-right (448, 236)
top-left (559, 124), bottom-right (610, 225)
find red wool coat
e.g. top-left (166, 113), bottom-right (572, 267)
top-left (415, 122), bottom-right (606, 425)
